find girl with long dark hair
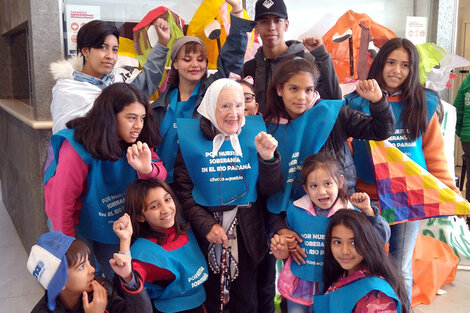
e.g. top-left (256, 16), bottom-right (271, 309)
top-left (348, 38), bottom-right (460, 304)
top-left (44, 83), bottom-right (167, 279)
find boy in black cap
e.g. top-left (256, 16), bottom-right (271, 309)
top-left (242, 0), bottom-right (342, 113)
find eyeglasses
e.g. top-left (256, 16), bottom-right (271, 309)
top-left (218, 163), bottom-right (249, 206)
top-left (244, 93), bottom-right (256, 103)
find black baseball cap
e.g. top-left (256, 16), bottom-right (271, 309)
top-left (255, 0), bottom-right (288, 21)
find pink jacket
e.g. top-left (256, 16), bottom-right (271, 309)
top-left (277, 194), bottom-right (352, 306)
top-left (326, 269), bottom-right (398, 313)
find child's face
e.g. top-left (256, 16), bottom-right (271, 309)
top-left (276, 71), bottom-right (315, 120)
top-left (242, 84), bottom-right (258, 116)
top-left (174, 46), bottom-right (207, 84)
top-left (139, 186), bottom-right (176, 232)
top-left (382, 47), bottom-right (410, 94)
top-left (303, 167), bottom-right (343, 210)
top-left (64, 255), bottom-right (95, 294)
top-left (116, 101), bottom-right (146, 143)
top-left (331, 224), bottom-right (364, 275)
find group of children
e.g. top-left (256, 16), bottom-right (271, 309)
top-left (27, 0), bottom-right (459, 312)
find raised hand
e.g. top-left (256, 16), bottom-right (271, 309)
top-left (356, 79), bottom-right (383, 103)
top-left (152, 17), bottom-right (170, 47)
top-left (255, 131), bottom-right (278, 161)
top-left (226, 0), bottom-right (243, 17)
top-left (277, 228), bottom-right (306, 265)
top-left (206, 224), bottom-right (229, 247)
top-left (113, 213), bottom-right (133, 242)
top-left (270, 234), bottom-right (289, 260)
top-left (127, 141), bottom-right (152, 175)
top-left (302, 36), bottom-right (323, 52)
top-left (109, 252), bottom-right (133, 283)
top-left (349, 192), bottom-right (375, 216)
top-left (82, 280), bottom-right (107, 313)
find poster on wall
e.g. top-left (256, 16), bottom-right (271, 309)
top-left (405, 16), bottom-right (428, 45)
top-left (65, 5), bottom-right (101, 56)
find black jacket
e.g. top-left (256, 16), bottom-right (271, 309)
top-left (173, 118), bottom-right (283, 266)
top-left (270, 95), bottom-right (396, 233)
top-left (242, 42), bottom-right (342, 113)
top-left (322, 95), bottom-right (396, 195)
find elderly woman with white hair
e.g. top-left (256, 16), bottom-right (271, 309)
top-left (173, 78), bottom-right (282, 313)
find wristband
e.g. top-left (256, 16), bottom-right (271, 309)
top-left (119, 251), bottom-right (131, 256)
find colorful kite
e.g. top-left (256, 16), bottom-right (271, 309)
top-left (369, 140), bottom-right (470, 224)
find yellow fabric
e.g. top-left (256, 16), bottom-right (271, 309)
top-left (187, 0), bottom-right (227, 70)
top-left (118, 37), bottom-right (137, 59)
top-left (415, 43), bottom-right (446, 86)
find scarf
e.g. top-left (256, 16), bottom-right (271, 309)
top-left (197, 78), bottom-right (246, 156)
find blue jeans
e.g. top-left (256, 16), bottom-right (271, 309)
top-left (287, 300), bottom-right (313, 313)
top-left (389, 220), bottom-right (420, 305)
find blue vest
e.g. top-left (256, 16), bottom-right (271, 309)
top-left (131, 229), bottom-right (208, 312)
top-left (313, 276), bottom-right (401, 313)
top-left (348, 91), bottom-right (439, 184)
top-left (177, 115), bottom-right (265, 207)
top-left (157, 83), bottom-right (201, 183)
top-left (43, 129), bottom-right (137, 244)
top-left (266, 100), bottom-right (343, 213)
top-left (286, 202), bottom-right (329, 282)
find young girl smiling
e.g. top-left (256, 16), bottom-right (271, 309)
top-left (113, 179), bottom-right (208, 313)
top-left (270, 152), bottom-right (389, 313)
top-left (314, 209), bottom-right (409, 313)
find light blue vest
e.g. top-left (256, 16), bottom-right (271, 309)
top-left (313, 276), bottom-right (401, 313)
top-left (44, 129), bottom-right (137, 244)
top-left (348, 91), bottom-right (439, 184)
top-left (177, 115), bottom-right (265, 207)
top-left (157, 83), bottom-right (201, 183)
top-left (266, 100), bottom-right (343, 213)
top-left (287, 202), bottom-right (329, 283)
top-left (131, 229), bottom-right (208, 312)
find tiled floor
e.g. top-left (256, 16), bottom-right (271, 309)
top-left (0, 181), bottom-right (44, 313)
top-left (0, 179), bottom-right (469, 312)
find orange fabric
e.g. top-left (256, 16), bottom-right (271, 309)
top-left (422, 114), bottom-right (460, 193)
top-left (322, 10), bottom-right (396, 83)
top-left (411, 234), bottom-right (459, 306)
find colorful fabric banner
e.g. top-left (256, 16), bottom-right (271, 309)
top-left (369, 140), bottom-right (470, 224)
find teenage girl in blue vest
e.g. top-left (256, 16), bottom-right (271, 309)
top-left (270, 152), bottom-right (390, 313)
top-left (152, 0), bottom-right (256, 184)
top-left (262, 57), bottom-right (395, 265)
top-left (347, 38), bottom-right (460, 304)
top-left (314, 209), bottom-right (409, 313)
top-left (113, 178), bottom-right (208, 313)
top-left (44, 83), bottom-right (167, 279)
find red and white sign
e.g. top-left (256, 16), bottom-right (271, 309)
top-left (405, 16), bottom-right (428, 45)
top-left (65, 5), bottom-right (101, 56)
